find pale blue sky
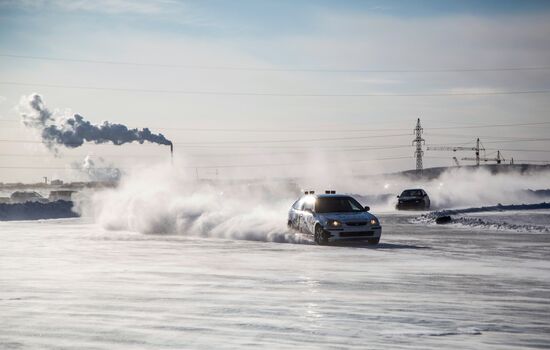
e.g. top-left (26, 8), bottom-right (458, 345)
top-left (1, 0), bottom-right (550, 182)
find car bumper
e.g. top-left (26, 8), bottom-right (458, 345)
top-left (325, 227), bottom-right (382, 241)
top-left (396, 202), bottom-right (426, 210)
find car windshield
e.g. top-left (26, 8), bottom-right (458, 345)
top-left (315, 197), bottom-right (364, 213)
top-left (401, 190), bottom-right (423, 197)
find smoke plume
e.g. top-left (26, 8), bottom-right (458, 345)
top-left (71, 155), bottom-right (121, 182)
top-left (20, 94), bottom-right (172, 151)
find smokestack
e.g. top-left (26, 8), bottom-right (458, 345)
top-left (20, 94), bottom-right (173, 152)
top-left (170, 143), bottom-right (174, 164)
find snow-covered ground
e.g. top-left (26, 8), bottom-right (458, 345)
top-left (413, 206), bottom-right (550, 233)
top-left (2, 213), bottom-right (550, 349)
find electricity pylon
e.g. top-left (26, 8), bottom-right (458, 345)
top-left (412, 118), bottom-right (425, 173)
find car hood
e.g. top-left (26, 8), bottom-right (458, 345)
top-left (318, 212), bottom-right (375, 222)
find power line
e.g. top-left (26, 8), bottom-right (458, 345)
top-left (514, 159), bottom-right (550, 163)
top-left (0, 156), bottom-right (413, 171)
top-left (427, 122), bottom-right (550, 130)
top-left (188, 156), bottom-right (413, 169)
top-left (153, 121), bottom-right (550, 132)
top-left (1, 81), bottom-right (550, 97)
top-left (4, 120), bottom-right (550, 132)
top-left (3, 117), bottom-right (550, 133)
top-left (0, 139), bottom-right (411, 150)
top-left (426, 138), bottom-right (550, 148)
top-left (484, 138), bottom-right (550, 144)
top-left (2, 136), bottom-right (550, 147)
top-left (485, 148), bottom-right (550, 153)
top-left (175, 133), bottom-right (411, 144)
top-left (0, 138), bottom-right (417, 155)
top-left (4, 156), bottom-right (550, 171)
top-left (0, 145), bottom-right (413, 159)
top-left (426, 155), bottom-right (550, 163)
top-left (0, 153), bottom-right (163, 158)
top-left (0, 133), bottom-right (412, 146)
top-left (2, 54), bottom-right (550, 73)
top-left (425, 132), bottom-right (541, 140)
top-left (184, 145), bottom-right (411, 156)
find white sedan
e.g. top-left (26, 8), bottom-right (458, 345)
top-left (288, 192), bottom-right (382, 245)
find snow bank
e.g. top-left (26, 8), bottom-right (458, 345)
top-left (413, 202), bottom-right (550, 233)
top-left (430, 202), bottom-right (550, 216)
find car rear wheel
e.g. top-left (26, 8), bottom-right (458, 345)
top-left (314, 225), bottom-right (328, 245)
top-left (368, 237), bottom-right (380, 245)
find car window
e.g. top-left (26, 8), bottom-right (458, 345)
top-left (292, 200), bottom-right (300, 209)
top-left (302, 201), bottom-right (314, 211)
top-left (402, 190), bottom-right (422, 197)
top-left (315, 197), bottom-right (364, 213)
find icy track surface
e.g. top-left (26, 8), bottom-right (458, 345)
top-left (1, 214), bottom-right (550, 349)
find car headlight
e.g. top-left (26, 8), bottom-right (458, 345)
top-left (370, 218), bottom-right (378, 225)
top-left (327, 220), bottom-right (342, 228)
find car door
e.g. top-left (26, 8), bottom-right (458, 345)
top-left (423, 190), bottom-right (431, 208)
top-left (289, 199), bottom-right (302, 229)
top-left (300, 201), bottom-right (315, 234)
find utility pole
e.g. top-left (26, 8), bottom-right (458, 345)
top-left (475, 138), bottom-right (481, 166)
top-left (412, 118), bottom-right (425, 173)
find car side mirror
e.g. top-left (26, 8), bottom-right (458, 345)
top-left (396, 195), bottom-right (400, 198)
top-left (364, 206), bottom-right (370, 211)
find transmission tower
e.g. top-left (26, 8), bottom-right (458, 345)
top-left (412, 118), bottom-right (425, 173)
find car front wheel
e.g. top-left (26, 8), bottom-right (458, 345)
top-left (368, 237), bottom-right (380, 245)
top-left (314, 225), bottom-right (328, 245)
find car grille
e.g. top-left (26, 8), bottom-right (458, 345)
top-left (346, 222), bottom-right (367, 226)
top-left (397, 202), bottom-right (423, 208)
top-left (339, 231), bottom-right (374, 237)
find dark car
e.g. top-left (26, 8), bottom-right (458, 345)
top-left (396, 189), bottom-right (430, 210)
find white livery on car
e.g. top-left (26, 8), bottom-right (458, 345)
top-left (288, 191), bottom-right (382, 245)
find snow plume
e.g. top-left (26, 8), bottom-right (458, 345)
top-left (71, 155), bottom-right (121, 182)
top-left (20, 94), bottom-right (172, 151)
top-left (359, 167), bottom-right (550, 211)
top-left (78, 163), bottom-right (308, 243)
top-left (412, 167), bottom-right (550, 209)
top-left (77, 160), bottom-right (550, 241)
